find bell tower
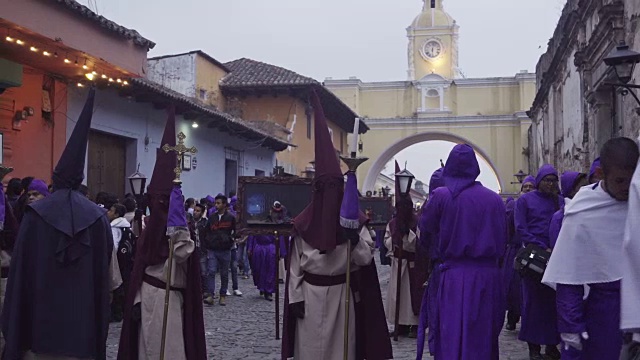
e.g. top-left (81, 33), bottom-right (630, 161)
top-left (407, 0), bottom-right (459, 80)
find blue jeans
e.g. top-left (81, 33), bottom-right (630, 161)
top-left (230, 248), bottom-right (239, 291)
top-left (205, 249), bottom-right (231, 296)
top-left (237, 242), bottom-right (250, 276)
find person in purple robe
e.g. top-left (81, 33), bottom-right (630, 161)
top-left (543, 138), bottom-right (638, 360)
top-left (416, 167), bottom-right (444, 359)
top-left (548, 172), bottom-right (588, 249)
top-left (420, 144), bottom-right (506, 360)
top-left (588, 157), bottom-right (601, 184)
top-left (503, 196), bottom-right (522, 331)
top-left (247, 234), bottom-right (278, 301)
top-left (1, 89), bottom-right (114, 360)
top-left (515, 164), bottom-right (563, 360)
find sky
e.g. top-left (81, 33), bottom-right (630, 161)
top-left (78, 0), bottom-right (565, 191)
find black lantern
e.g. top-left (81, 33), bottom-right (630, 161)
top-left (604, 41), bottom-right (640, 84)
top-left (514, 169), bottom-right (527, 184)
top-left (358, 138), bottom-right (363, 153)
top-left (128, 164), bottom-right (147, 197)
top-left (395, 169), bottom-right (415, 196)
top-left (381, 186), bottom-right (391, 198)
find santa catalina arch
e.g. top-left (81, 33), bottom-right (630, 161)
top-left (325, 0), bottom-right (535, 194)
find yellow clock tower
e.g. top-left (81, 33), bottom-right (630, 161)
top-left (407, 0), bottom-right (459, 80)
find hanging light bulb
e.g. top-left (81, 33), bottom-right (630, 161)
top-left (29, 46), bottom-right (38, 52)
top-left (74, 57), bottom-right (79, 66)
top-left (82, 58), bottom-right (88, 70)
top-left (91, 70), bottom-right (98, 76)
top-left (85, 73), bottom-right (95, 81)
top-left (42, 51), bottom-right (51, 57)
top-left (15, 39), bottom-right (24, 45)
top-left (123, 80), bottom-right (129, 86)
top-left (77, 82), bottom-right (84, 88)
top-left (5, 36), bottom-right (14, 43)
top-left (108, 78), bottom-right (114, 82)
top-left (64, 53), bottom-right (71, 64)
top-left (116, 78), bottom-right (122, 83)
top-left (192, 121), bottom-right (199, 129)
top-left (101, 74), bottom-right (108, 79)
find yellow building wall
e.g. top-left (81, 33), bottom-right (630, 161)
top-left (194, 55), bottom-right (227, 110)
top-left (233, 95), bottom-right (348, 176)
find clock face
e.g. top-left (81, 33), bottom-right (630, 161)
top-left (423, 40), bottom-right (443, 59)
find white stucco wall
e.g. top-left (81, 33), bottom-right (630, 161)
top-left (66, 86), bottom-right (275, 200)
top-left (559, 49), bottom-right (584, 171)
top-left (147, 54), bottom-right (197, 98)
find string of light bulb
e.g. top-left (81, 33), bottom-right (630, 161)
top-left (3, 26), bottom-right (129, 88)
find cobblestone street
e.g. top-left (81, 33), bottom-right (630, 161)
top-left (106, 252), bottom-right (529, 359)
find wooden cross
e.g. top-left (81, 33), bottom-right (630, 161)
top-left (162, 132), bottom-right (197, 184)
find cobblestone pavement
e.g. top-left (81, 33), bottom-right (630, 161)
top-left (106, 251), bottom-right (529, 359)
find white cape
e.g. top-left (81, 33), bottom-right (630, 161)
top-left (622, 140), bottom-right (640, 331)
top-left (542, 182), bottom-right (627, 288)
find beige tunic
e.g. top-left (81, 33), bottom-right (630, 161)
top-left (136, 228), bottom-right (195, 360)
top-left (384, 224), bottom-right (419, 326)
top-left (288, 227), bottom-right (374, 360)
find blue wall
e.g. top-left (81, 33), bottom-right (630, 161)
top-left (66, 86), bottom-right (276, 200)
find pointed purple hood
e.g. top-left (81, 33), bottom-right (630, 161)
top-left (535, 164), bottom-right (559, 188)
top-left (443, 144), bottom-right (480, 198)
top-left (340, 171), bottom-right (360, 229)
top-left (28, 179), bottom-right (50, 197)
top-left (428, 168), bottom-right (444, 195)
top-left (560, 171), bottom-right (583, 198)
top-left (167, 184), bottom-right (187, 229)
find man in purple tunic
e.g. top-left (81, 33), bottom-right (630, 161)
top-left (416, 168), bottom-right (444, 359)
top-left (521, 175), bottom-right (535, 194)
top-left (421, 144), bottom-right (506, 360)
top-left (543, 137), bottom-right (638, 360)
top-left (515, 164), bottom-right (563, 360)
top-left (247, 234), bottom-right (283, 301)
top-left (548, 172), bottom-right (588, 249)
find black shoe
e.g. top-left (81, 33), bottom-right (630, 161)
top-left (544, 346), bottom-right (561, 360)
top-left (529, 353), bottom-right (544, 360)
top-left (505, 322), bottom-right (516, 331)
top-left (264, 293), bottom-right (273, 301)
top-left (408, 326), bottom-right (417, 339)
top-left (259, 291), bottom-right (264, 296)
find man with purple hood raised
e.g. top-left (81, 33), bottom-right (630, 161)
top-left (282, 90), bottom-right (391, 360)
top-left (515, 164), bottom-right (563, 360)
top-left (420, 144), bottom-right (506, 360)
top-left (543, 138), bottom-right (639, 359)
top-left (1, 89), bottom-right (114, 360)
top-left (416, 167), bottom-right (444, 359)
top-left (117, 107), bottom-right (206, 360)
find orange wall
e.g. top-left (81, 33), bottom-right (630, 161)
top-left (234, 95), bottom-right (348, 175)
top-left (0, 67), bottom-right (67, 183)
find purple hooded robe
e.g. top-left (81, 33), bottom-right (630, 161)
top-left (246, 235), bottom-right (287, 294)
top-left (421, 144), bottom-right (506, 360)
top-left (502, 197), bottom-right (522, 329)
top-left (549, 171), bottom-right (583, 249)
top-left (515, 164), bottom-right (562, 345)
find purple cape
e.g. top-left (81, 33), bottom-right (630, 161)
top-left (247, 235), bottom-right (277, 294)
top-left (2, 204), bottom-right (111, 359)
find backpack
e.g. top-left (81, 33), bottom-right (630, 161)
top-left (117, 227), bottom-right (136, 283)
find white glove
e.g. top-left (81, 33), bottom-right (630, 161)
top-left (561, 332), bottom-right (589, 351)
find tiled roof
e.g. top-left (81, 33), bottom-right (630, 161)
top-left (220, 58), bottom-right (368, 134)
top-left (222, 58), bottom-right (318, 88)
top-left (51, 0), bottom-right (155, 50)
top-left (128, 78), bottom-right (290, 151)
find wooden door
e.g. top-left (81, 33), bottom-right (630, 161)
top-left (87, 131), bottom-right (126, 200)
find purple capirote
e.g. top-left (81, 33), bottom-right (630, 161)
top-left (167, 184), bottom-right (187, 228)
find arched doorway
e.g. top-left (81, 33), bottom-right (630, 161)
top-left (363, 132), bottom-right (504, 193)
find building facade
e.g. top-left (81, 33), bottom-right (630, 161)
top-left (325, 0), bottom-right (536, 194)
top-left (528, 0), bottom-right (640, 174)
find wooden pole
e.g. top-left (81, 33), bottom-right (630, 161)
top-left (275, 230), bottom-right (280, 340)
top-left (159, 235), bottom-right (175, 360)
top-left (393, 244), bottom-right (403, 342)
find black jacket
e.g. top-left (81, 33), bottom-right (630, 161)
top-left (202, 211), bottom-right (236, 251)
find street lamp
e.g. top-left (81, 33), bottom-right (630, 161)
top-left (604, 41), bottom-right (640, 105)
top-left (510, 169), bottom-right (527, 185)
top-left (128, 164), bottom-right (147, 197)
top-left (381, 186), bottom-right (391, 198)
top-left (395, 169), bottom-right (415, 196)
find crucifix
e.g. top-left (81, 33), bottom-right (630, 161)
top-left (162, 131), bottom-right (198, 184)
top-left (158, 131), bottom-right (196, 360)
